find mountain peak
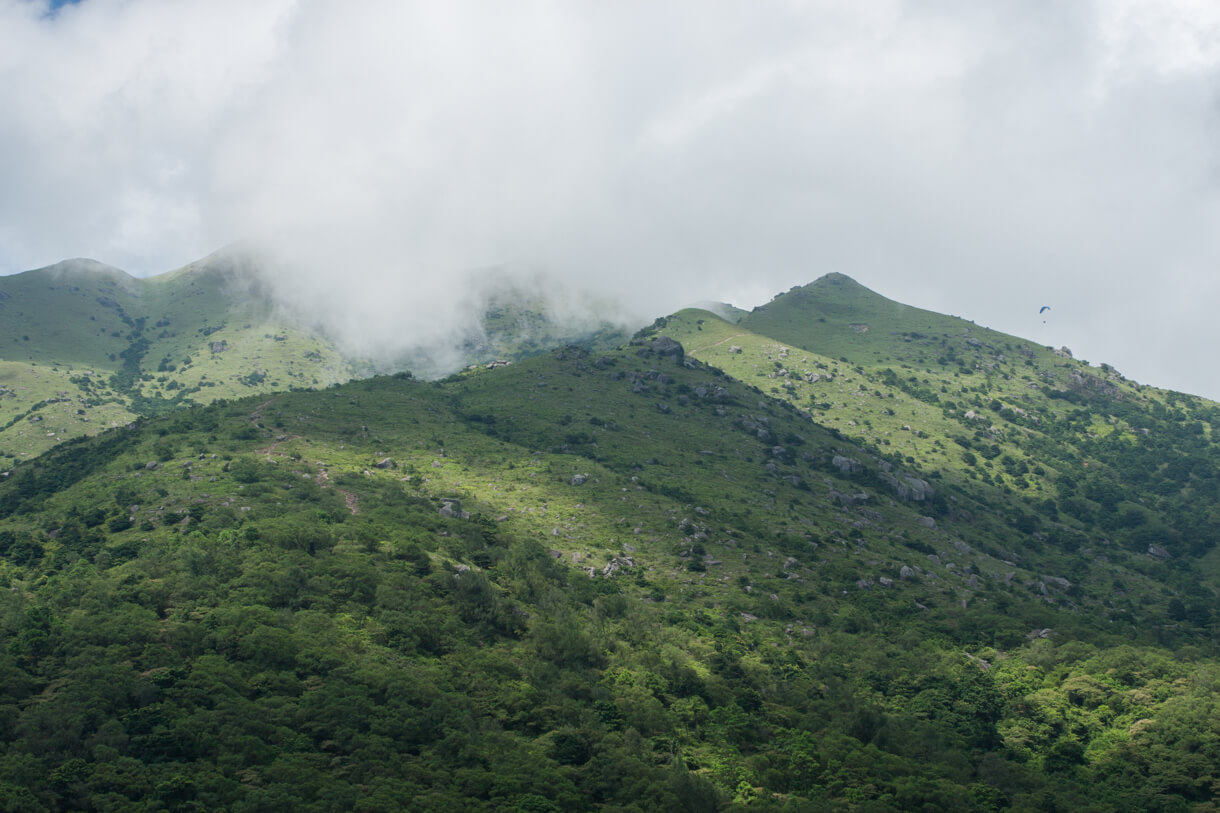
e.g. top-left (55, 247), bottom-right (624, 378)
top-left (810, 271), bottom-right (861, 286)
top-left (749, 273), bottom-right (891, 320)
top-left (30, 257), bottom-right (132, 279)
top-left (797, 272), bottom-right (884, 299)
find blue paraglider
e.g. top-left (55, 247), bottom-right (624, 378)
top-left (1039, 305), bottom-right (1050, 324)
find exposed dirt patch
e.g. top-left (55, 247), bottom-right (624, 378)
top-left (256, 434), bottom-right (299, 457)
top-left (313, 467), bottom-right (358, 514)
top-left (249, 397), bottom-right (277, 424)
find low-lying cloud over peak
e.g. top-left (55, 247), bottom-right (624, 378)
top-left (3, 1), bottom-right (1220, 396)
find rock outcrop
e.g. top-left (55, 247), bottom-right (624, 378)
top-left (832, 455), bottom-right (862, 476)
top-left (650, 336), bottom-right (684, 359)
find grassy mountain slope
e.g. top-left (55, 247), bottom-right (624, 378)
top-left (0, 255), bottom-right (355, 465)
top-left (0, 330), bottom-right (1218, 810)
top-left (740, 273), bottom-right (1063, 370)
top-left (0, 255), bottom-right (629, 466)
top-left (0, 260), bottom-right (138, 369)
top-left (654, 278), bottom-right (1220, 599)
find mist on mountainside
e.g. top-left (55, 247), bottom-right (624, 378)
top-left (202, 244), bottom-right (639, 376)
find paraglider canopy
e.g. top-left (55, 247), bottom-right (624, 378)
top-left (1040, 305), bottom-right (1050, 324)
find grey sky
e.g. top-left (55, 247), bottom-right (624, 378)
top-left (2, 0), bottom-right (1219, 396)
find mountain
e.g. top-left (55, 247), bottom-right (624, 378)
top-left (0, 252), bottom-right (629, 465)
top-left (651, 280), bottom-right (1220, 618)
top-left (0, 272), bottom-right (1218, 810)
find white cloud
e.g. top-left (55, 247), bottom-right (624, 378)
top-left (1, 0), bottom-right (1219, 394)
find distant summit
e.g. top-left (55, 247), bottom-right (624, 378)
top-left (27, 257), bottom-right (134, 280)
top-left (686, 300), bottom-right (748, 324)
top-left (756, 273), bottom-right (887, 308)
top-left (806, 270), bottom-right (868, 289)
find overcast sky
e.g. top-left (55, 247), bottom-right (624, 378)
top-left (2, 1), bottom-right (1219, 397)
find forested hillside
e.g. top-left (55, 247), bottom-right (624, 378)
top-left (1, 313), bottom-right (1218, 810)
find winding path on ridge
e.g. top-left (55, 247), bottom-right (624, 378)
top-left (314, 468), bottom-right (360, 515)
top-left (688, 332), bottom-right (746, 355)
top-left (248, 397), bottom-right (277, 425)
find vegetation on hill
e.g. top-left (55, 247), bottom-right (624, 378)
top-left (653, 278), bottom-right (1220, 626)
top-left (0, 291), bottom-right (1218, 811)
top-left (0, 254), bottom-right (629, 467)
